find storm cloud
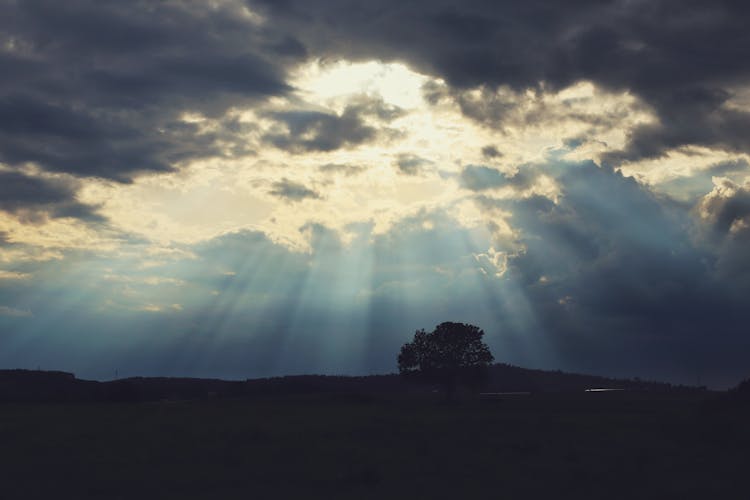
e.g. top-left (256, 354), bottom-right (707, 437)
top-left (0, 170), bottom-right (104, 223)
top-left (0, 0), bottom-right (292, 181)
top-left (3, 0), bottom-right (750, 174)
top-left (250, 0), bottom-right (750, 161)
top-left (472, 160), bottom-right (750, 384)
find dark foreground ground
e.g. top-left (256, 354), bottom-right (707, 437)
top-left (1, 392), bottom-right (748, 499)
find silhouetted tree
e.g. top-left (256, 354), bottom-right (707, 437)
top-left (398, 322), bottom-right (494, 398)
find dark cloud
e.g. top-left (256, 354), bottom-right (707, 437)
top-left (250, 0), bottom-right (750, 160)
top-left (269, 178), bottom-right (320, 202)
top-left (500, 162), bottom-right (700, 288)
top-left (264, 96), bottom-right (402, 153)
top-left (0, 96), bottom-right (260, 181)
top-left (697, 179), bottom-right (750, 295)
top-left (318, 163), bottom-right (367, 176)
top-left (481, 145), bottom-right (503, 159)
top-left (699, 178), bottom-right (750, 235)
top-left (460, 165), bottom-right (535, 191)
top-left (264, 109), bottom-right (376, 153)
top-left (0, 170), bottom-right (104, 223)
top-left (603, 104), bottom-right (750, 164)
top-left (394, 154), bottom-right (430, 176)
top-left (6, 0), bottom-right (747, 179)
top-left (470, 160), bottom-right (750, 384)
top-left (0, 0), bottom-right (293, 181)
top-left (449, 86), bottom-right (527, 128)
top-left (431, 81), bottom-right (636, 137)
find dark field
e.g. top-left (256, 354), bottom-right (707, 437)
top-left (1, 392), bottom-right (748, 499)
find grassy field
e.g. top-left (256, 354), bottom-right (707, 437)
top-left (1, 392), bottom-right (748, 499)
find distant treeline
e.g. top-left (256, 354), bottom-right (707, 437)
top-left (484, 363), bottom-right (702, 393)
top-left (0, 364), bottom-right (704, 403)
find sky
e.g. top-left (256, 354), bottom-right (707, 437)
top-left (1, 0), bottom-right (750, 387)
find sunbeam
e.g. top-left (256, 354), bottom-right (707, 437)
top-left (0, 2), bottom-right (749, 386)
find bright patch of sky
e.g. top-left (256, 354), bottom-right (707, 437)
top-left (52, 60), bottom-right (687, 256)
top-left (2, 57), bottom-right (749, 386)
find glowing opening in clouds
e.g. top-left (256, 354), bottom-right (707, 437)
top-left (293, 60), bottom-right (430, 110)
top-left (64, 58), bottom-right (658, 257)
top-left (1, 55), bottom-right (729, 382)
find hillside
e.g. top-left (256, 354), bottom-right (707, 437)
top-left (0, 363), bottom-right (703, 403)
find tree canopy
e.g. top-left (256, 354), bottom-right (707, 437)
top-left (398, 322), bottom-right (494, 394)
